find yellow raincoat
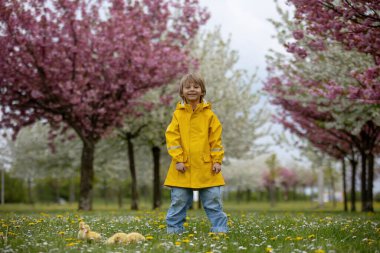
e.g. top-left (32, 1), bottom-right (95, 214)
top-left (164, 101), bottom-right (225, 189)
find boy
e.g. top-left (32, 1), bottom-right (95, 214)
top-left (164, 73), bottom-right (228, 234)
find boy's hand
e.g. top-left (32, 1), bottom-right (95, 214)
top-left (212, 163), bottom-right (221, 174)
top-left (176, 162), bottom-right (186, 173)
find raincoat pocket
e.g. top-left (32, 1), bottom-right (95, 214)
top-left (202, 153), bottom-right (211, 163)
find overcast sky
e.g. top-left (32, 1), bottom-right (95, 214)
top-left (200, 0), bottom-right (287, 82)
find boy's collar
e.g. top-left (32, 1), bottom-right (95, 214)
top-left (178, 99), bottom-right (211, 110)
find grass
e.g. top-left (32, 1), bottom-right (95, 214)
top-left (0, 201), bottom-right (379, 252)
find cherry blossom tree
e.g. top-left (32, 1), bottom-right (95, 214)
top-left (265, 2), bottom-right (380, 211)
top-left (288, 0), bottom-right (380, 103)
top-left (0, 0), bottom-right (208, 210)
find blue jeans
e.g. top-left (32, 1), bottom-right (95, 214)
top-left (166, 187), bottom-right (228, 233)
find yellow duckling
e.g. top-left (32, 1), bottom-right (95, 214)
top-left (106, 232), bottom-right (145, 245)
top-left (77, 221), bottom-right (101, 241)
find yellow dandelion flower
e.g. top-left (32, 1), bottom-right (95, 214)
top-left (186, 216), bottom-right (190, 221)
top-left (188, 234), bottom-right (194, 237)
top-left (146, 236), bottom-right (154, 240)
top-left (308, 234), bottom-right (316, 239)
top-left (182, 238), bottom-right (190, 243)
top-left (40, 212), bottom-right (50, 217)
top-left (183, 222), bottom-right (189, 227)
top-left (285, 236), bottom-right (292, 241)
top-left (208, 232), bottom-right (215, 236)
top-left (265, 246), bottom-right (273, 253)
top-left (270, 236), bottom-right (277, 241)
top-left (206, 251), bottom-right (213, 253)
top-left (56, 215), bottom-right (63, 219)
top-left (175, 241), bottom-right (181, 246)
top-left (295, 236), bottom-right (303, 241)
top-left (28, 222), bottom-right (36, 226)
top-left (58, 231), bottom-right (65, 236)
top-left (66, 242), bottom-right (77, 247)
top-left (314, 249), bottom-right (325, 253)
top-left (158, 224), bottom-right (166, 229)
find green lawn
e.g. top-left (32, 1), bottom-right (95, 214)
top-left (1, 202), bottom-right (379, 252)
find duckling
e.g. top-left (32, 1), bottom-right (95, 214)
top-left (77, 222), bottom-right (102, 241)
top-left (105, 232), bottom-right (145, 245)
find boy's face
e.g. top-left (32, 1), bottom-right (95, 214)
top-left (183, 82), bottom-right (203, 103)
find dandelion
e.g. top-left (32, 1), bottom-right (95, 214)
top-left (182, 238), bottom-right (190, 243)
top-left (66, 242), bottom-right (77, 247)
top-left (188, 234), bottom-right (194, 238)
top-left (285, 236), bottom-right (292, 241)
top-left (58, 231), bottom-right (65, 236)
top-left (175, 241), bottom-right (181, 246)
top-left (295, 236), bottom-right (303, 241)
top-left (265, 245), bottom-right (273, 253)
top-left (308, 234), bottom-right (316, 239)
top-left (28, 222), bottom-right (36, 226)
top-left (183, 222), bottom-right (189, 227)
top-left (146, 235), bottom-right (154, 240)
top-left (314, 249), bottom-right (325, 253)
top-left (158, 224), bottom-right (166, 229)
top-left (208, 232), bottom-right (215, 236)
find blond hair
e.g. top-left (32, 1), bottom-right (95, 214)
top-left (179, 73), bottom-right (206, 102)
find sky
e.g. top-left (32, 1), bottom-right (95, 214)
top-left (200, 0), bottom-right (287, 82)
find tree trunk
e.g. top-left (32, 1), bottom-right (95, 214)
top-left (78, 139), bottom-right (95, 211)
top-left (152, 146), bottom-right (161, 209)
top-left (341, 159), bottom-right (347, 212)
top-left (349, 158), bottom-right (357, 212)
top-left (127, 133), bottom-right (138, 210)
top-left (317, 167), bottom-right (324, 208)
top-left (366, 152), bottom-right (374, 212)
top-left (360, 150), bottom-right (367, 212)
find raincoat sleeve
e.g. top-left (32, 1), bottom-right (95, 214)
top-left (165, 113), bottom-right (185, 163)
top-left (209, 113), bottom-right (224, 164)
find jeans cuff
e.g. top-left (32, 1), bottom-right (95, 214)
top-left (211, 227), bottom-right (228, 233)
top-left (167, 226), bottom-right (184, 234)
